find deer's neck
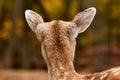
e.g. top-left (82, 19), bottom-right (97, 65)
top-left (47, 57), bottom-right (78, 80)
top-left (41, 44), bottom-right (81, 80)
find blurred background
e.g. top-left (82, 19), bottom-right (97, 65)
top-left (0, 0), bottom-right (120, 79)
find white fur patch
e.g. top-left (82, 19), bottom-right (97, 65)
top-left (114, 72), bottom-right (119, 76)
top-left (100, 73), bottom-right (108, 80)
top-left (111, 68), bottom-right (120, 75)
top-left (90, 77), bottom-right (95, 80)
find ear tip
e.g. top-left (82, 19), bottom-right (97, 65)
top-left (25, 9), bottom-right (36, 20)
top-left (87, 7), bottom-right (96, 13)
top-left (25, 9), bottom-right (32, 15)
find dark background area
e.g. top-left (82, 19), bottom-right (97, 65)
top-left (0, 0), bottom-right (120, 74)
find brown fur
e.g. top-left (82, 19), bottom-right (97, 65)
top-left (25, 8), bottom-right (120, 80)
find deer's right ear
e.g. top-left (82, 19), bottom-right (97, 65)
top-left (72, 7), bottom-right (96, 34)
top-left (25, 10), bottom-right (44, 32)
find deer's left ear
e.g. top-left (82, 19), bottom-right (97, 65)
top-left (25, 10), bottom-right (44, 32)
top-left (72, 7), bottom-right (96, 33)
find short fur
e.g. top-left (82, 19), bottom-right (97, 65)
top-left (25, 7), bottom-right (120, 80)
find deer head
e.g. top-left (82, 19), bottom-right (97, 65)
top-left (25, 7), bottom-right (96, 80)
top-left (25, 7), bottom-right (96, 60)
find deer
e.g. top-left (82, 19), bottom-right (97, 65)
top-left (25, 7), bottom-right (120, 80)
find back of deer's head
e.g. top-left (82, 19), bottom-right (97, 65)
top-left (25, 7), bottom-right (96, 63)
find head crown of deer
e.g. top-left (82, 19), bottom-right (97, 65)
top-left (25, 7), bottom-right (120, 80)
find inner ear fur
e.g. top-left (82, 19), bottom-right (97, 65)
top-left (25, 10), bottom-right (44, 32)
top-left (72, 7), bottom-right (96, 34)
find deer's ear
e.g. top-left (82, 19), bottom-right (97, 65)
top-left (25, 10), bottom-right (44, 32)
top-left (72, 7), bottom-right (96, 33)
